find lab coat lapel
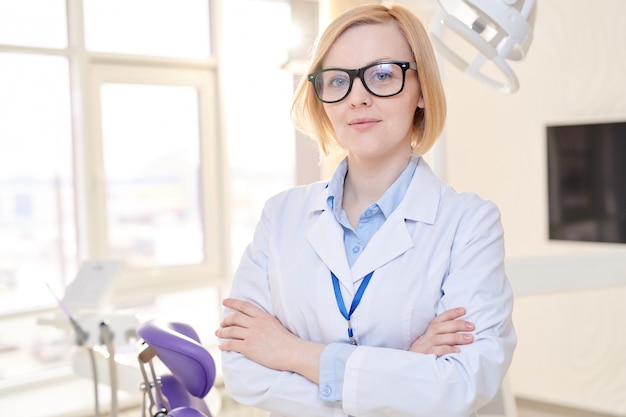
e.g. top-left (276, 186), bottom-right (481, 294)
top-left (306, 195), bottom-right (353, 288)
top-left (306, 158), bottom-right (441, 287)
top-left (351, 209), bottom-right (413, 280)
top-left (351, 157), bottom-right (441, 280)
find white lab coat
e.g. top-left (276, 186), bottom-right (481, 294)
top-left (221, 158), bottom-right (516, 417)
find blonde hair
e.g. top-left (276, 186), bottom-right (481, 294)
top-left (291, 3), bottom-right (446, 156)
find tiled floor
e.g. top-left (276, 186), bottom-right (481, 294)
top-left (121, 393), bottom-right (616, 417)
top-left (215, 401), bottom-right (605, 417)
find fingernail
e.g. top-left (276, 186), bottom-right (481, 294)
top-left (466, 322), bottom-right (474, 329)
top-left (463, 334), bottom-right (473, 340)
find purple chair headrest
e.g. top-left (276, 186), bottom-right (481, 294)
top-left (137, 320), bottom-right (216, 399)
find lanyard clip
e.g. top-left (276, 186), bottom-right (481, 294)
top-left (347, 320), bottom-right (358, 345)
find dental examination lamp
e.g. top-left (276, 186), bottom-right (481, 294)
top-left (430, 0), bottom-right (537, 94)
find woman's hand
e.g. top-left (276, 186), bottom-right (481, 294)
top-left (409, 307), bottom-right (474, 356)
top-left (216, 298), bottom-right (324, 382)
top-left (216, 298), bottom-right (297, 370)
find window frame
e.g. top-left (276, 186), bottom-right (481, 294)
top-left (0, 0), bottom-right (230, 396)
top-left (69, 0), bottom-right (229, 300)
top-left (84, 62), bottom-right (229, 300)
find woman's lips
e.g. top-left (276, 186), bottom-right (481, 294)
top-left (348, 118), bottom-right (380, 130)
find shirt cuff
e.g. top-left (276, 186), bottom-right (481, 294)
top-left (319, 342), bottom-right (357, 402)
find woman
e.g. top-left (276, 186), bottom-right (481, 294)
top-left (216, 3), bottom-right (516, 416)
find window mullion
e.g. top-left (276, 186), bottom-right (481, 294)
top-left (66, 0), bottom-right (110, 265)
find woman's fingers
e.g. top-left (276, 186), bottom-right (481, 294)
top-left (432, 307), bottom-right (467, 323)
top-left (408, 307), bottom-right (475, 355)
top-left (219, 298), bottom-right (266, 331)
top-left (432, 331), bottom-right (474, 346)
top-left (432, 317), bottom-right (475, 335)
top-left (222, 297), bottom-right (262, 317)
top-left (427, 307), bottom-right (474, 336)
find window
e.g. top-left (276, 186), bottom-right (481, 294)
top-left (0, 0), bottom-right (225, 389)
top-left (0, 0), bottom-right (300, 407)
top-left (0, 53), bottom-right (74, 313)
top-left (0, 0), bottom-right (68, 48)
top-left (83, 0), bottom-right (211, 58)
top-left (100, 83), bottom-right (205, 267)
top-left (88, 65), bottom-right (224, 284)
top-left (222, 0), bottom-right (298, 263)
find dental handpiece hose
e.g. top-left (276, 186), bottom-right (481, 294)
top-left (100, 321), bottom-right (118, 417)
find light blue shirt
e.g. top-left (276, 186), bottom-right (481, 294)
top-left (319, 156), bottom-right (418, 402)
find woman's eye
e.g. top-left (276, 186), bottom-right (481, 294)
top-left (368, 65), bottom-right (397, 82)
top-left (328, 76), bottom-right (349, 88)
top-left (373, 71), bottom-right (393, 81)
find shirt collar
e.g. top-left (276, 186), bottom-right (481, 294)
top-left (326, 156), bottom-right (418, 220)
top-left (326, 157), bottom-right (348, 217)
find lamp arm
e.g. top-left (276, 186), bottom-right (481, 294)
top-left (430, 11), bottom-right (520, 93)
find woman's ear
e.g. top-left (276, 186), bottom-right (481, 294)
top-left (417, 93), bottom-right (425, 109)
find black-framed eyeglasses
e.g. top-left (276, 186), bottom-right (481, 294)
top-left (308, 61), bottom-right (417, 104)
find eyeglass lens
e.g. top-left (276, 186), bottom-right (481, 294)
top-left (313, 62), bottom-right (408, 103)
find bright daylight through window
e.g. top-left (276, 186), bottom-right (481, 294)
top-left (0, 0), bottom-right (296, 409)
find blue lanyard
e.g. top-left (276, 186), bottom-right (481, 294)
top-left (331, 271), bottom-right (374, 345)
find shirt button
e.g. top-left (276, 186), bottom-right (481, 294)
top-left (322, 386), bottom-right (332, 397)
top-left (351, 245), bottom-right (360, 254)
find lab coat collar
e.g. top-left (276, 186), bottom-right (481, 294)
top-left (306, 208), bottom-right (353, 284)
top-left (400, 157), bottom-right (441, 225)
top-left (306, 157), bottom-right (442, 286)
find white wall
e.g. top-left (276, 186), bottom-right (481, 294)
top-left (437, 0), bottom-right (626, 414)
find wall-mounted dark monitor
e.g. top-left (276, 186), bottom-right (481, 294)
top-left (547, 121), bottom-right (626, 244)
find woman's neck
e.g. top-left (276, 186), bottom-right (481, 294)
top-left (342, 153), bottom-right (412, 227)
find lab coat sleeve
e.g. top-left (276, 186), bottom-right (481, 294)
top-left (220, 195), bottom-right (343, 416)
top-left (341, 197), bottom-right (516, 417)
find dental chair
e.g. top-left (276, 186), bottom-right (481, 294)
top-left (137, 320), bottom-right (216, 417)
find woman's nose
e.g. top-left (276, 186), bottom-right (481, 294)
top-left (348, 77), bottom-right (372, 107)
